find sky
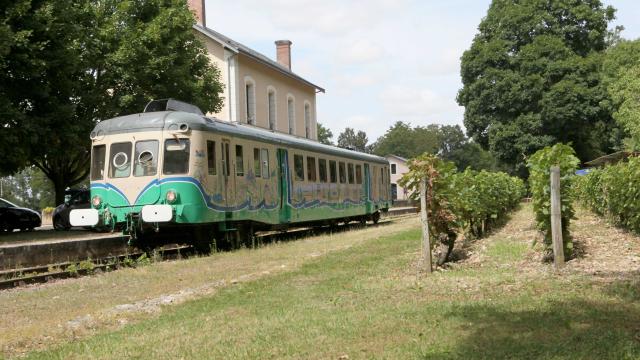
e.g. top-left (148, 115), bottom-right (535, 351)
top-left (204, 0), bottom-right (640, 143)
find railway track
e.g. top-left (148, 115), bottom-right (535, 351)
top-left (1, 209), bottom-right (417, 291)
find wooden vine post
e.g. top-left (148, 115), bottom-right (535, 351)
top-left (550, 166), bottom-right (565, 269)
top-left (419, 178), bottom-right (432, 273)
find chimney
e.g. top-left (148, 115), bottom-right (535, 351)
top-left (187, 0), bottom-right (206, 27)
top-left (275, 40), bottom-right (292, 70)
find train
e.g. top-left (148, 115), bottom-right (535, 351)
top-left (71, 99), bottom-right (392, 250)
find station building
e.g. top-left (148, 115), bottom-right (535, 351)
top-left (386, 155), bottom-right (409, 201)
top-left (187, 0), bottom-right (324, 141)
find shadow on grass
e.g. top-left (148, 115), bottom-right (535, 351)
top-left (425, 296), bottom-right (640, 359)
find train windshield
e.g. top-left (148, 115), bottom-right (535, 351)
top-left (134, 140), bottom-right (158, 177)
top-left (91, 145), bottom-right (106, 181)
top-left (163, 139), bottom-right (190, 175)
top-left (109, 142), bottom-right (132, 178)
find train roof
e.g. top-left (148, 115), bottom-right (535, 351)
top-left (92, 111), bottom-right (389, 165)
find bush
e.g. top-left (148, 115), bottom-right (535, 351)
top-left (574, 157), bottom-right (640, 233)
top-left (400, 153), bottom-right (525, 265)
top-left (527, 144), bottom-right (579, 258)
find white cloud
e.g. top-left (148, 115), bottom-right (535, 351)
top-left (379, 85), bottom-right (453, 116)
top-left (338, 39), bottom-right (384, 64)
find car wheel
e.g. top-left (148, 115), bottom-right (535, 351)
top-left (1, 220), bottom-right (13, 233)
top-left (53, 216), bottom-right (70, 231)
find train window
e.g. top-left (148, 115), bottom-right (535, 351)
top-left (207, 140), bottom-right (216, 175)
top-left (109, 142), bottom-right (132, 178)
top-left (338, 162), bottom-right (346, 183)
top-left (163, 139), bottom-right (190, 175)
top-left (294, 154), bottom-right (304, 181)
top-left (307, 156), bottom-right (317, 182)
top-left (318, 159), bottom-right (327, 183)
top-left (254, 148), bottom-right (261, 177)
top-left (348, 163), bottom-right (355, 184)
top-left (329, 160), bottom-right (337, 183)
top-left (261, 149), bottom-right (269, 179)
top-left (91, 145), bottom-right (106, 181)
top-left (356, 164), bottom-right (362, 184)
top-left (134, 140), bottom-right (158, 177)
top-left (235, 145), bottom-right (244, 176)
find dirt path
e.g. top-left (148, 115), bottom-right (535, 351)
top-left (566, 207), bottom-right (640, 280)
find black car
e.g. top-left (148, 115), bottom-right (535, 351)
top-left (52, 189), bottom-right (90, 230)
top-left (0, 198), bottom-right (42, 233)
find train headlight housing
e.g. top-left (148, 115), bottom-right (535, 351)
top-left (166, 190), bottom-right (178, 204)
top-left (91, 195), bottom-right (102, 208)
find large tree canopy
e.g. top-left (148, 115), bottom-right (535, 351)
top-left (457, 0), bottom-right (620, 175)
top-left (337, 127), bottom-right (369, 152)
top-left (0, 0), bottom-right (224, 203)
top-left (370, 122), bottom-right (499, 171)
top-left (602, 39), bottom-right (640, 147)
top-left (316, 123), bottom-right (334, 145)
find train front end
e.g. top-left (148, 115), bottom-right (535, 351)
top-left (70, 104), bottom-right (207, 241)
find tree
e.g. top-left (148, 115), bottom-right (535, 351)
top-left (457, 0), bottom-right (619, 176)
top-left (337, 127), bottom-right (368, 152)
top-left (0, 0), bottom-right (224, 204)
top-left (316, 122), bottom-right (334, 145)
top-left (0, 167), bottom-right (56, 210)
top-left (602, 39), bottom-right (640, 146)
top-left (371, 121), bottom-right (440, 158)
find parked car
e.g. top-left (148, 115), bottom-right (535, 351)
top-left (52, 189), bottom-right (90, 230)
top-left (0, 198), bottom-right (42, 233)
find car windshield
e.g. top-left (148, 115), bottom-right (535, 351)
top-left (0, 199), bottom-right (17, 208)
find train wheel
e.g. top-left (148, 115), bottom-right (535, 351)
top-left (53, 216), bottom-right (70, 231)
top-left (372, 211), bottom-right (381, 224)
top-left (193, 226), bottom-right (217, 254)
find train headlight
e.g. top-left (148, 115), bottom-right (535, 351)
top-left (166, 190), bottom-right (178, 204)
top-left (91, 195), bottom-right (102, 208)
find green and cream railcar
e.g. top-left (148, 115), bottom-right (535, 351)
top-left (71, 104), bottom-right (391, 247)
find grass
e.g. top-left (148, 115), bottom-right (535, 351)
top-left (15, 204), bottom-right (640, 359)
top-left (0, 218), bottom-right (417, 357)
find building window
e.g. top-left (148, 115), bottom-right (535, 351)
top-left (235, 145), bottom-right (244, 176)
top-left (287, 95), bottom-right (295, 135)
top-left (304, 102), bottom-right (311, 139)
top-left (391, 163), bottom-right (396, 174)
top-left (268, 88), bottom-right (276, 130)
top-left (245, 77), bottom-right (256, 125)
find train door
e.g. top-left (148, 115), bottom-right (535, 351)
top-left (277, 148), bottom-right (291, 223)
top-left (364, 164), bottom-right (371, 202)
top-left (221, 139), bottom-right (234, 209)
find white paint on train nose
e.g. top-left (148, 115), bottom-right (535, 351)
top-left (70, 209), bottom-right (99, 227)
top-left (141, 205), bottom-right (173, 222)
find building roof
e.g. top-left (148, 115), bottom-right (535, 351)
top-left (584, 151), bottom-right (640, 167)
top-left (386, 154), bottom-right (408, 163)
top-left (92, 111), bottom-right (388, 165)
top-left (194, 25), bottom-right (325, 93)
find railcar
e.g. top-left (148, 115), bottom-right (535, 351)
top-left (71, 99), bottom-right (391, 249)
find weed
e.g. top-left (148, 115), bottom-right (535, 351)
top-left (136, 253), bottom-right (151, 267)
top-left (78, 260), bottom-right (95, 274)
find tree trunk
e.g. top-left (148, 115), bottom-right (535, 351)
top-left (52, 176), bottom-right (67, 206)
